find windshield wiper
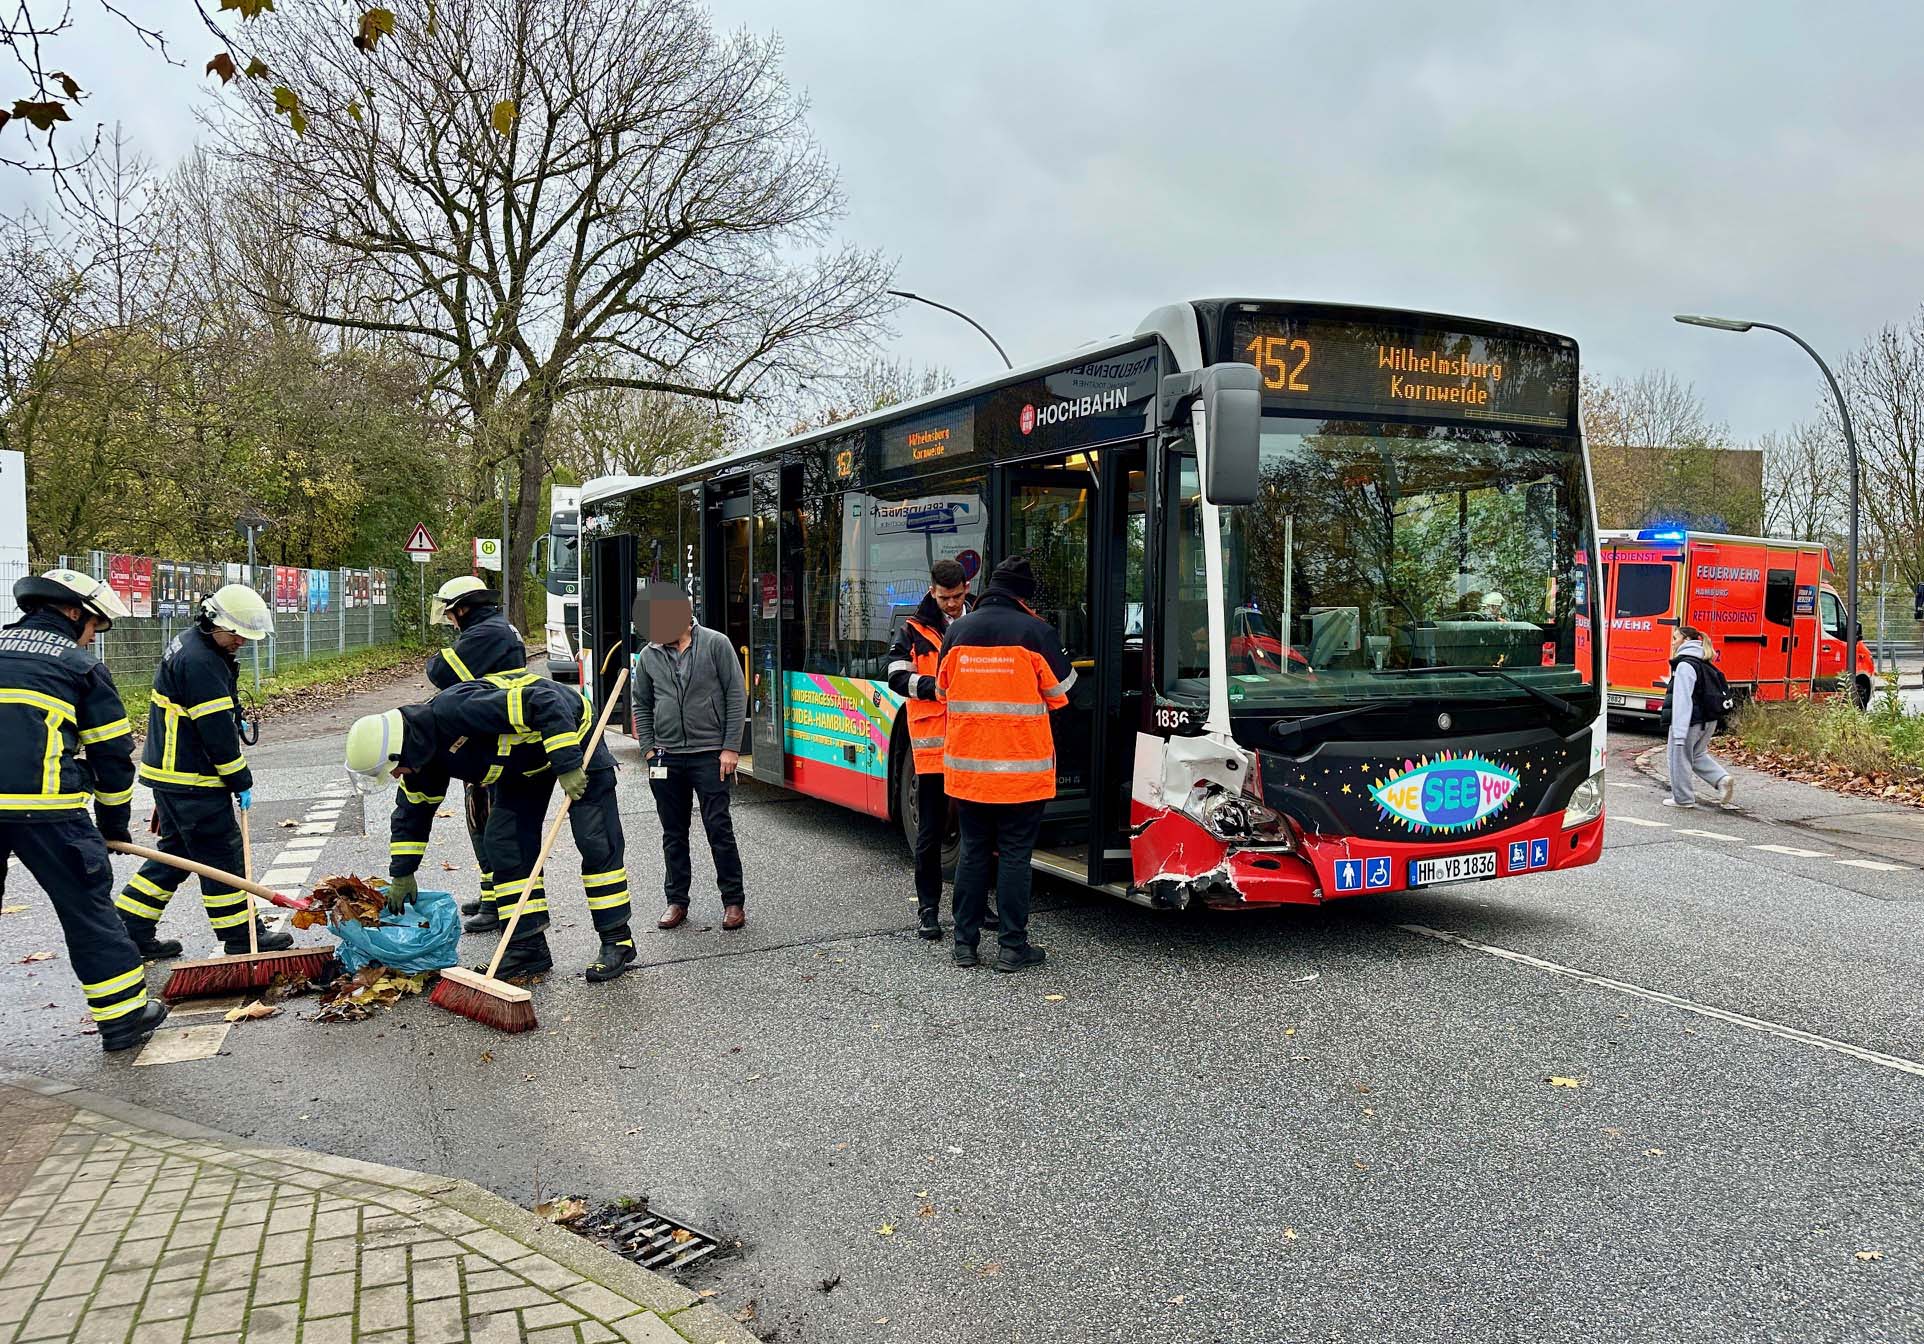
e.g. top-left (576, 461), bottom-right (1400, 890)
top-left (1268, 700), bottom-right (1405, 748)
top-left (1372, 665), bottom-right (1580, 718)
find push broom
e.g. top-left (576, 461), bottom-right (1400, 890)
top-left (111, 817), bottom-right (340, 999)
top-left (430, 668), bottom-right (629, 1034)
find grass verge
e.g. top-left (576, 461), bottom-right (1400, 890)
top-left (119, 642), bottom-right (431, 733)
top-left (1727, 685), bottom-right (1924, 804)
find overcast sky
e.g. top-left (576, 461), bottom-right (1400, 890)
top-left (20, 1), bottom-right (1924, 441)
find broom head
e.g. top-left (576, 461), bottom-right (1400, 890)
top-left (429, 965), bottom-right (537, 1033)
top-left (162, 948), bottom-right (341, 1002)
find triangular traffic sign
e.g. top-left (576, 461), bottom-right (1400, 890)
top-left (403, 523), bottom-right (439, 554)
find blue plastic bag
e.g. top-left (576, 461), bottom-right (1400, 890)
top-left (330, 888), bottom-right (462, 975)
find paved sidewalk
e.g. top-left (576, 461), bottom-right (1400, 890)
top-left (0, 1074), bottom-right (754, 1344)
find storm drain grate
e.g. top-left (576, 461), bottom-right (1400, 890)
top-left (578, 1205), bottom-right (723, 1272)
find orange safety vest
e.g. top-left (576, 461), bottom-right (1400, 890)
top-left (902, 617), bottom-right (947, 776)
top-left (936, 597), bottom-right (1075, 805)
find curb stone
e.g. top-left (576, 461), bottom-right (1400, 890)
top-left (0, 1069), bottom-right (757, 1344)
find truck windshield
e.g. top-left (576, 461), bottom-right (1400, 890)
top-left (1165, 416), bottom-right (1600, 712)
top-left (547, 528), bottom-right (579, 593)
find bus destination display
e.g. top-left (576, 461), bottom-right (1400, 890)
top-left (1227, 313), bottom-right (1576, 428)
top-left (879, 404), bottom-right (975, 475)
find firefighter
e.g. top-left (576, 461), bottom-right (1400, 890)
top-left (425, 575), bottom-right (529, 934)
top-left (936, 555), bottom-right (1075, 973)
top-left (115, 584), bottom-right (285, 958)
top-left (0, 570), bottom-right (167, 1050)
top-left (885, 557), bottom-right (972, 940)
top-left (342, 670), bottom-right (633, 982)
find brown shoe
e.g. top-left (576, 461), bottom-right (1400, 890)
top-left (721, 904), bottom-right (746, 931)
top-left (656, 905), bottom-right (688, 930)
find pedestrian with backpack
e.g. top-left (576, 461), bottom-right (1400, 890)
top-left (1662, 625), bottom-right (1735, 809)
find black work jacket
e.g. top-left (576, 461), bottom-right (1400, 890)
top-left (0, 609), bottom-right (135, 828)
top-left (426, 607), bottom-right (527, 690)
top-left (140, 628), bottom-right (251, 794)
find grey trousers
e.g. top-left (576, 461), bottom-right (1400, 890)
top-left (1669, 722), bottom-right (1728, 804)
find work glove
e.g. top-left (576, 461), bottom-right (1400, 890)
top-left (557, 767), bottom-right (589, 802)
top-left (235, 788), bottom-right (253, 812)
top-left (916, 674), bottom-right (938, 701)
top-left (383, 873), bottom-right (418, 916)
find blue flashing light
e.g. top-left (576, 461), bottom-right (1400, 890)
top-left (1638, 529), bottom-right (1687, 542)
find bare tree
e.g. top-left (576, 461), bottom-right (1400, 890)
top-left (211, 0), bottom-right (892, 583)
top-left (550, 382), bottom-right (730, 482)
top-left (1837, 309), bottom-right (1924, 591)
top-left (1759, 422), bottom-right (1846, 543)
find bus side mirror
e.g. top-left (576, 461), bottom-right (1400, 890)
top-left (1162, 364), bottom-right (1262, 505)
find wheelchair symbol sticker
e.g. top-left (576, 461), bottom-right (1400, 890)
top-left (1364, 856), bottom-right (1392, 890)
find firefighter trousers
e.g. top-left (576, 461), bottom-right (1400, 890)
top-left (486, 766), bottom-right (631, 951)
top-left (463, 780), bottom-right (495, 911)
top-left (1, 817), bottom-right (150, 1025)
top-left (113, 790), bottom-right (252, 943)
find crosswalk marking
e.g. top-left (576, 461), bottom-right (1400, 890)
top-left (1753, 844), bottom-right (1832, 858)
top-left (1836, 858), bottom-right (1911, 873)
top-left (1675, 828), bottom-right (1743, 842)
top-left (1614, 816), bottom-right (1670, 828)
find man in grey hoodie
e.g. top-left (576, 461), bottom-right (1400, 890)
top-left (631, 581), bottom-right (749, 929)
top-left (1663, 625), bottom-right (1734, 809)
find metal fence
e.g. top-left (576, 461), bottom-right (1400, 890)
top-left (42, 552), bottom-right (401, 695)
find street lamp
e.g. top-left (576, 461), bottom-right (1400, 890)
top-left (887, 290), bottom-right (1014, 370)
top-left (1674, 313), bottom-right (1862, 701)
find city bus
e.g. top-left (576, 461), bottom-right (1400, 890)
top-left (578, 299), bottom-right (1606, 908)
top-left (540, 486), bottom-right (582, 682)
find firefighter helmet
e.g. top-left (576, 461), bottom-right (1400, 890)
top-left (13, 568), bottom-right (131, 625)
top-left (344, 709), bottom-right (407, 781)
top-left (431, 575), bottom-right (498, 626)
top-left (199, 584), bottom-right (274, 641)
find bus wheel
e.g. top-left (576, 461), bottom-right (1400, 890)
top-left (895, 762), bottom-right (962, 879)
top-left (1854, 675), bottom-right (1873, 710)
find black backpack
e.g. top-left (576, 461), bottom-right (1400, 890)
top-left (1660, 653), bottom-right (1734, 729)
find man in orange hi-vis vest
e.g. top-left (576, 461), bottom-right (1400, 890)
top-left (936, 555), bottom-right (1075, 972)
top-left (886, 557), bottom-right (973, 941)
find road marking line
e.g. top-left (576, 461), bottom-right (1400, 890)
top-left (1753, 844), bottom-right (1832, 858)
top-left (1613, 816), bottom-right (1670, 828)
top-left (1836, 859), bottom-right (1912, 872)
top-left (294, 823), bottom-right (333, 836)
top-left (1675, 828), bottom-right (1743, 842)
top-left (260, 869), bottom-right (310, 887)
top-left (281, 835), bottom-right (328, 848)
top-left (1400, 924), bottom-right (1924, 1080)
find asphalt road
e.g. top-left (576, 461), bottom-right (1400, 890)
top-left (3, 690), bottom-right (1921, 1344)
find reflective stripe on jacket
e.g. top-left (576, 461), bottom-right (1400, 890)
top-left (139, 629), bottom-right (250, 794)
top-left (426, 607), bottom-right (526, 690)
top-left (887, 587), bottom-right (970, 775)
top-left (935, 590), bottom-right (1074, 804)
top-left (0, 610), bottom-right (136, 825)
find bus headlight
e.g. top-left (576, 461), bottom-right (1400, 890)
top-left (1562, 771), bottom-right (1604, 828)
top-left (1196, 790), bottom-right (1295, 850)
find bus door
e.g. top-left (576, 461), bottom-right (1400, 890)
top-left (1097, 444), bottom-right (1149, 886)
top-left (1786, 547), bottom-right (1823, 697)
top-left (708, 479), bottom-right (755, 753)
top-left (746, 464), bottom-right (785, 783)
top-left (1000, 463), bottom-right (1100, 823)
top-left (588, 532), bottom-right (638, 733)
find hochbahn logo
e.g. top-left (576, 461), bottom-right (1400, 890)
top-left (1018, 385), bottom-right (1130, 435)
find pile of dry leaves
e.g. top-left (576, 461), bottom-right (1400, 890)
top-left (1719, 743), bottom-right (1924, 810)
top-left (313, 965), bottom-right (434, 1022)
top-left (291, 874), bottom-right (387, 930)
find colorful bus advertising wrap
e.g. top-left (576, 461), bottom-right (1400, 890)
top-left (1368, 751), bottom-right (1521, 835)
top-left (783, 673), bottom-right (901, 780)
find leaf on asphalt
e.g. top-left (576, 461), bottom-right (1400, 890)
top-left (874, 1223), bottom-right (895, 1236)
top-left (1284, 1227), bottom-right (1298, 1240)
top-left (224, 1000), bottom-right (279, 1022)
top-left (534, 1196), bottom-right (587, 1225)
top-left (671, 1227), bottom-right (695, 1244)
top-left (437, 809), bottom-right (453, 818)
top-left (1, 903), bottom-right (25, 915)
top-left (19, 950), bottom-right (54, 963)
top-left (697, 1288), bottom-right (718, 1298)
top-left (1644, 1148), bottom-right (1665, 1157)
top-left (733, 1301), bottom-right (757, 1324)
top-left (279, 818), bottom-right (298, 828)
top-left (1043, 994), bottom-right (1065, 1002)
top-left (1548, 1076), bottom-right (1582, 1088)
top-left (479, 1050), bottom-right (494, 1064)
top-left (490, 99), bottom-right (518, 136)
top-left (1284, 1026), bottom-right (1297, 1036)
top-left (1855, 1250), bottom-right (1883, 1262)
top-left (206, 53), bottom-right (238, 84)
top-left (441, 861), bottom-right (458, 871)
top-left (913, 1190), bottom-right (929, 1198)
top-left (917, 1203), bottom-right (935, 1218)
top-left (978, 1262), bottom-right (1001, 1277)
top-left (1170, 1294), bottom-right (1187, 1305)
top-left (312, 963), bottom-right (429, 1022)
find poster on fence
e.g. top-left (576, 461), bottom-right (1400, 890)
top-left (373, 571), bottom-right (388, 605)
top-left (358, 571), bottom-right (371, 606)
top-left (224, 563), bottom-right (243, 587)
top-left (107, 555), bottom-right (133, 608)
top-left (271, 566), bottom-right (293, 613)
top-left (130, 558), bottom-right (153, 618)
top-left (294, 569), bottom-right (309, 613)
top-left (155, 561), bottom-right (178, 617)
top-left (307, 569), bottom-right (331, 613)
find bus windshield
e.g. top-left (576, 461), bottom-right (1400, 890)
top-left (1167, 416), bottom-right (1599, 713)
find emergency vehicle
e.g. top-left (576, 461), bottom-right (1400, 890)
top-left (1599, 529), bottom-right (1874, 718)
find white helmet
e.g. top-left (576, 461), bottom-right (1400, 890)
top-left (431, 575), bottom-right (498, 626)
top-left (15, 568), bottom-right (131, 625)
top-left (200, 584), bottom-right (274, 641)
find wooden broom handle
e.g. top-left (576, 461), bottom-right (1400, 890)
top-left (485, 668), bottom-right (629, 981)
top-left (106, 841), bottom-right (313, 911)
top-left (241, 809), bottom-right (258, 956)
